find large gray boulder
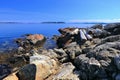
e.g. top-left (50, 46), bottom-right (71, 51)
top-left (101, 35), bottom-right (120, 44)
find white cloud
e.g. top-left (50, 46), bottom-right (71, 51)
top-left (69, 19), bottom-right (120, 23)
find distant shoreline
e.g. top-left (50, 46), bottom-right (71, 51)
top-left (0, 21), bottom-right (114, 24)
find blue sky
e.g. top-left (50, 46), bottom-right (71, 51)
top-left (0, 0), bottom-right (120, 22)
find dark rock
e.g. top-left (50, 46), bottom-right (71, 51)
top-left (115, 73), bottom-right (120, 80)
top-left (53, 48), bottom-right (69, 63)
top-left (114, 55), bottom-right (120, 70)
top-left (88, 29), bottom-right (110, 38)
top-left (99, 60), bottom-right (110, 68)
top-left (91, 24), bottom-right (104, 29)
top-left (65, 44), bottom-right (82, 60)
top-left (52, 35), bottom-right (59, 41)
top-left (74, 55), bottom-right (105, 80)
top-left (57, 28), bottom-right (80, 48)
top-left (94, 42), bottom-right (120, 52)
top-left (54, 48), bottom-right (66, 56)
top-left (15, 34), bottom-right (46, 53)
top-left (56, 33), bottom-right (73, 48)
top-left (7, 55), bottom-right (29, 69)
top-left (101, 35), bottom-right (120, 44)
top-left (104, 23), bottom-right (120, 35)
top-left (16, 64), bottom-right (36, 80)
top-left (0, 64), bottom-right (12, 80)
top-left (74, 54), bottom-right (89, 70)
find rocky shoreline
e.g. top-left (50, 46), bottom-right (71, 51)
top-left (1, 23), bottom-right (120, 80)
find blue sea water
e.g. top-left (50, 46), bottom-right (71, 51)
top-left (0, 23), bottom-right (94, 51)
top-left (0, 23), bottom-right (94, 38)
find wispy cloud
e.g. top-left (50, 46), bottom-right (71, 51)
top-left (69, 19), bottom-right (120, 23)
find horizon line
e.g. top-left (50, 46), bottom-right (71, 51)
top-left (0, 19), bottom-right (120, 23)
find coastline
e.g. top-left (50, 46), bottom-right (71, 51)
top-left (1, 23), bottom-right (120, 80)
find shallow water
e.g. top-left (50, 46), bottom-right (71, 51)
top-left (0, 23), bottom-right (94, 51)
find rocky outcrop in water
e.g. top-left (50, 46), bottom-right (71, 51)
top-left (3, 23), bottom-right (120, 80)
top-left (15, 34), bottom-right (46, 52)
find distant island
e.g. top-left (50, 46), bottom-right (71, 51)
top-left (0, 21), bottom-right (119, 24)
top-left (0, 21), bottom-right (65, 24)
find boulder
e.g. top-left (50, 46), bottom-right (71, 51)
top-left (7, 55), bottom-right (29, 69)
top-left (15, 34), bottom-right (46, 52)
top-left (101, 35), bottom-right (120, 44)
top-left (88, 28), bottom-right (110, 38)
top-left (16, 55), bottom-right (58, 80)
top-left (26, 34), bottom-right (46, 45)
top-left (104, 23), bottom-right (120, 35)
top-left (56, 33), bottom-right (73, 48)
top-left (58, 27), bottom-right (77, 35)
top-left (94, 42), bottom-right (120, 52)
top-left (74, 54), bottom-right (106, 80)
top-left (57, 28), bottom-right (81, 48)
top-left (74, 54), bottom-right (89, 70)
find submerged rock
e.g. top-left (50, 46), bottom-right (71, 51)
top-left (15, 34), bottom-right (46, 53)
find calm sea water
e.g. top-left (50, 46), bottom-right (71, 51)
top-left (0, 23), bottom-right (94, 38)
top-left (0, 23), bottom-right (94, 51)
